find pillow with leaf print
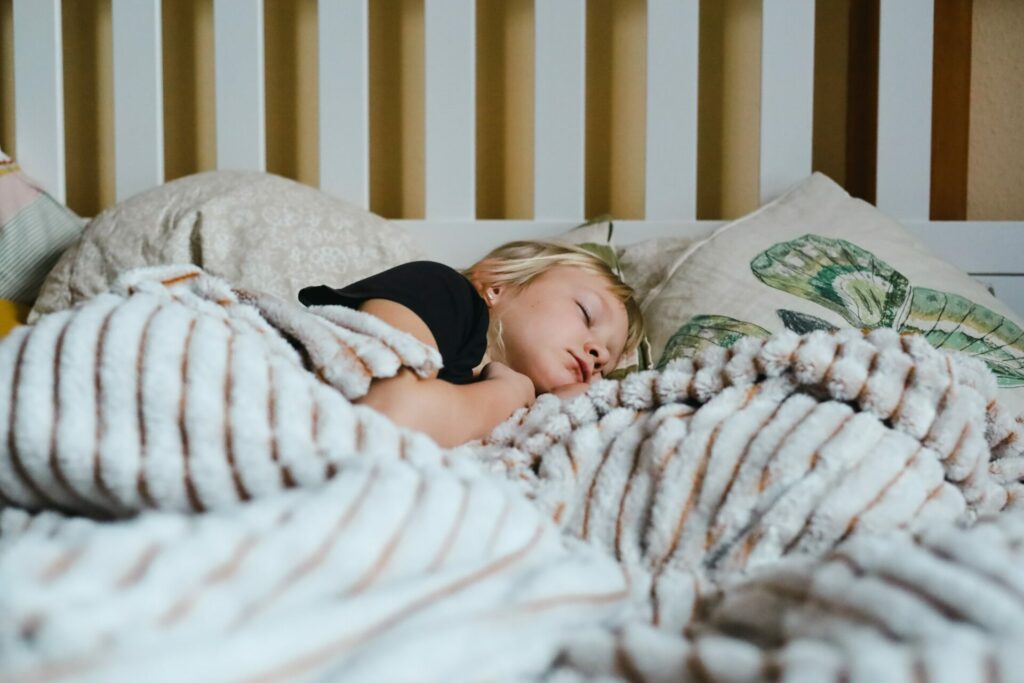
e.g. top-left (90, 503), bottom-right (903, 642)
top-left (643, 172), bottom-right (1024, 417)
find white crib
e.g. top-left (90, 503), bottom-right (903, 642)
top-left (10, 0), bottom-right (1024, 312)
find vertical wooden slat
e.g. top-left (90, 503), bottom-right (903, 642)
top-left (112, 0), bottom-right (164, 201)
top-left (424, 0), bottom-right (475, 220)
top-left (213, 0), bottom-right (265, 171)
top-left (811, 2), bottom-right (849, 188)
top-left (759, 0), bottom-right (815, 203)
top-left (318, 0), bottom-right (369, 208)
top-left (12, 0), bottom-right (65, 202)
top-left (644, 0), bottom-right (698, 220)
top-left (534, 0), bottom-right (585, 221)
top-left (876, 0), bottom-right (934, 219)
top-left (844, 0), bottom-right (878, 204)
top-left (930, 0), bottom-right (971, 220)
top-left (162, 0), bottom-right (217, 182)
top-left (475, 0), bottom-right (533, 220)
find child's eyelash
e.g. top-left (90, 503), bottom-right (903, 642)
top-left (577, 302), bottom-right (592, 325)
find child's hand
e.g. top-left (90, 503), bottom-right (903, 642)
top-left (480, 361), bottom-right (536, 407)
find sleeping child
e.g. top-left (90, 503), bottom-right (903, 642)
top-left (299, 241), bottom-right (644, 447)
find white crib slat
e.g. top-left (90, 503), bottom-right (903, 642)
top-left (112, 0), bottom-right (164, 201)
top-left (876, 0), bottom-right (933, 220)
top-left (399, 218), bottom-right (1024, 275)
top-left (12, 0), bottom-right (65, 202)
top-left (645, 0), bottom-right (699, 220)
top-left (972, 276), bottom-right (1024, 319)
top-left (213, 0), bottom-right (266, 171)
top-left (903, 221), bottom-right (1024, 275)
top-left (424, 0), bottom-right (475, 220)
top-left (318, 0), bottom-right (368, 208)
top-left (759, 0), bottom-right (815, 203)
top-left (534, 0), bottom-right (585, 221)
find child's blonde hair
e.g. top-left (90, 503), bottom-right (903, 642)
top-left (464, 240), bottom-right (644, 368)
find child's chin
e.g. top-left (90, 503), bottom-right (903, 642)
top-left (528, 362), bottom-right (576, 394)
top-left (533, 379), bottom-right (561, 395)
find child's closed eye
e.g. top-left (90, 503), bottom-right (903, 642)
top-left (577, 302), bottom-right (591, 326)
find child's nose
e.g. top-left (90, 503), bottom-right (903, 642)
top-left (585, 343), bottom-right (608, 369)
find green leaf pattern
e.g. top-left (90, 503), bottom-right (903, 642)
top-left (660, 234), bottom-right (1024, 388)
top-left (775, 309), bottom-right (839, 335)
top-left (750, 235), bottom-right (910, 328)
top-left (659, 315), bottom-right (771, 369)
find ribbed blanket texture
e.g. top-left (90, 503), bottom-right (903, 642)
top-left (2, 265), bottom-right (1024, 682)
top-left (0, 264), bottom-right (445, 516)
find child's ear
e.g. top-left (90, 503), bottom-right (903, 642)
top-left (481, 285), bottom-right (502, 306)
top-left (468, 260), bottom-right (503, 306)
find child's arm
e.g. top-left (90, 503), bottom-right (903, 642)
top-left (357, 365), bottom-right (533, 447)
top-left (351, 299), bottom-right (535, 447)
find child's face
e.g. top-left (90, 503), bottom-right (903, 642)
top-left (488, 266), bottom-right (629, 394)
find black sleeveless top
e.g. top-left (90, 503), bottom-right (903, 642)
top-left (298, 261), bottom-right (489, 384)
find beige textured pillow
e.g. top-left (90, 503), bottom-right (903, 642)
top-left (644, 172), bottom-right (1024, 415)
top-left (31, 171), bottom-right (424, 318)
top-left (557, 217), bottom-right (698, 305)
top-left (618, 235), bottom-right (696, 307)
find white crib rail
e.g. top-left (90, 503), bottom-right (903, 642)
top-left (876, 0), bottom-right (934, 220)
top-left (758, 0), bottom-right (815, 204)
top-left (424, 0), bottom-right (476, 220)
top-left (12, 0), bottom-right (65, 203)
top-left (8, 0), bottom-right (1024, 310)
top-left (644, 0), bottom-right (699, 220)
top-left (213, 0), bottom-right (266, 172)
top-left (9, 0), bottom-right (947, 220)
top-left (112, 0), bottom-right (165, 201)
top-left (318, 0), bottom-right (370, 210)
top-left (534, 1), bottom-right (586, 221)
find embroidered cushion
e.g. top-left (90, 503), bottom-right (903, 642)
top-left (643, 172), bottom-right (1024, 416)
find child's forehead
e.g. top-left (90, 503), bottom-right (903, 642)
top-left (540, 264), bottom-right (611, 288)
top-left (537, 266), bottom-right (627, 315)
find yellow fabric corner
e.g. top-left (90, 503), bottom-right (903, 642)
top-left (0, 299), bottom-right (29, 339)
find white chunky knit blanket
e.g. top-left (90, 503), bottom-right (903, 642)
top-left (2, 266), bottom-right (1024, 683)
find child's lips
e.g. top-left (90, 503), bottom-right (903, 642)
top-left (570, 353), bottom-right (590, 382)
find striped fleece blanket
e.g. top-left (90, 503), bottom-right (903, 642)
top-left (2, 266), bottom-right (1024, 682)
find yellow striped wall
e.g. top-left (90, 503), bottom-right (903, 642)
top-left (0, 0), bottom-right (1021, 221)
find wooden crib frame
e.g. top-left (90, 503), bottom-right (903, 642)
top-left (10, 0), bottom-right (1024, 313)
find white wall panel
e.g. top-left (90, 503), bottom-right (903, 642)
top-left (903, 221), bottom-right (1024, 274)
top-left (876, 0), bottom-right (934, 219)
top-left (972, 276), bottom-right (1024, 318)
top-left (214, 0), bottom-right (266, 171)
top-left (12, 0), bottom-right (66, 202)
top-left (424, 0), bottom-right (475, 220)
top-left (534, 0), bottom-right (585, 220)
top-left (759, 0), bottom-right (815, 203)
top-left (112, 0), bottom-right (164, 201)
top-left (645, 0), bottom-right (699, 220)
top-left (318, 0), bottom-right (369, 209)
